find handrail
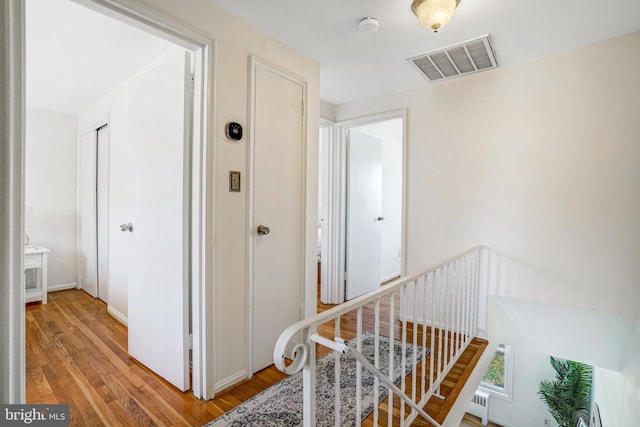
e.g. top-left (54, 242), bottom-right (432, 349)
top-left (274, 245), bottom-right (485, 373)
top-left (273, 245), bottom-right (487, 427)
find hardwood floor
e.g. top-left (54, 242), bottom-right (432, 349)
top-left (25, 289), bottom-right (282, 426)
top-left (460, 414), bottom-right (502, 427)
top-left (26, 290), bottom-right (222, 426)
top-left (26, 288), bottom-right (488, 426)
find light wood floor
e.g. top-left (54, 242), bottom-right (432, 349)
top-left (26, 288), bottom-right (491, 426)
top-left (460, 414), bottom-right (502, 427)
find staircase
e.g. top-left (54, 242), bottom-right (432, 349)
top-left (274, 246), bottom-right (492, 426)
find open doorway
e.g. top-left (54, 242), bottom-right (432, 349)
top-left (23, 0), bottom-right (213, 399)
top-left (319, 111), bottom-right (406, 304)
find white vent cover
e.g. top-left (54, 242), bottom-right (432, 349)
top-left (408, 35), bottom-right (498, 82)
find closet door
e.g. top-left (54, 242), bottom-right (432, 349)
top-left (78, 131), bottom-right (98, 298)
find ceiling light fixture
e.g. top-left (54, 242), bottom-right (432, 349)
top-left (412, 0), bottom-right (460, 33)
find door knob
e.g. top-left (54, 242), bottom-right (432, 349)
top-left (120, 223), bottom-right (133, 232)
top-left (376, 216), bottom-right (385, 221)
top-left (256, 225), bottom-right (270, 235)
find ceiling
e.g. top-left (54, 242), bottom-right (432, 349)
top-left (209, 0), bottom-right (640, 105)
top-left (26, 0), bottom-right (640, 114)
top-left (26, 0), bottom-right (174, 115)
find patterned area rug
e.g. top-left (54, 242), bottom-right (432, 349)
top-left (207, 333), bottom-right (428, 427)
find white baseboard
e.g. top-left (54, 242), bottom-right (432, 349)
top-left (380, 271), bottom-right (401, 283)
top-left (48, 282), bottom-right (78, 292)
top-left (214, 369), bottom-right (248, 394)
top-left (107, 306), bottom-right (128, 326)
top-left (489, 416), bottom-right (515, 427)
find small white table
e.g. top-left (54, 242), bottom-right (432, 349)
top-left (25, 246), bottom-right (50, 304)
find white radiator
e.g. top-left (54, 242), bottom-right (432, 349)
top-left (467, 389), bottom-right (490, 425)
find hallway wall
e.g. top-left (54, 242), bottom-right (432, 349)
top-left (25, 107), bottom-right (78, 288)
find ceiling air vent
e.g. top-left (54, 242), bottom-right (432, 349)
top-left (408, 35), bottom-right (498, 83)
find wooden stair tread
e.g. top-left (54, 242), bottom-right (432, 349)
top-left (361, 335), bottom-right (488, 426)
top-left (413, 337), bottom-right (488, 426)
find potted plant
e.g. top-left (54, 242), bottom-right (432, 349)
top-left (538, 356), bottom-right (593, 427)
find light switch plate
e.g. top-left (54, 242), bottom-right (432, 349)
top-left (229, 171), bottom-right (241, 192)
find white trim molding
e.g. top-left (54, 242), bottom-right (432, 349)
top-left (107, 306), bottom-right (128, 326)
top-left (318, 118), bottom-right (343, 304)
top-left (48, 282), bottom-right (79, 292)
top-left (0, 0), bottom-right (26, 404)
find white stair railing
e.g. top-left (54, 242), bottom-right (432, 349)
top-left (274, 246), bottom-right (488, 427)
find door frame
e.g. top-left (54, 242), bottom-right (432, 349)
top-left (246, 56), bottom-right (308, 376)
top-left (77, 123), bottom-right (107, 300)
top-left (322, 110), bottom-right (408, 304)
top-left (2, 0), bottom-right (217, 401)
top-left (77, 118), bottom-right (110, 304)
top-left (318, 119), bottom-right (338, 304)
top-left (1, 0), bottom-right (26, 403)
top-left (95, 123), bottom-right (110, 303)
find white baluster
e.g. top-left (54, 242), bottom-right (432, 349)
top-left (412, 278), bottom-right (418, 408)
top-left (302, 327), bottom-right (316, 427)
top-left (421, 274), bottom-right (428, 399)
top-left (388, 292), bottom-right (395, 427)
top-left (429, 271), bottom-right (436, 396)
top-left (374, 298), bottom-right (380, 425)
top-left (400, 285), bottom-right (407, 426)
top-left (334, 317), bottom-right (340, 426)
top-left (356, 307), bottom-right (362, 426)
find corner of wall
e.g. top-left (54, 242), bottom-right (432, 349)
top-left (320, 99), bottom-right (337, 122)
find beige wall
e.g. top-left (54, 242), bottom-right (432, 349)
top-left (335, 32), bottom-right (640, 426)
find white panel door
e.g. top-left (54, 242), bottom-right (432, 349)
top-left (345, 131), bottom-right (383, 300)
top-left (252, 64), bottom-right (304, 373)
top-left (79, 131), bottom-right (98, 298)
top-left (127, 49), bottom-right (190, 391)
top-left (96, 125), bottom-right (109, 302)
